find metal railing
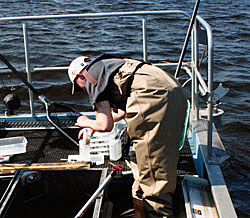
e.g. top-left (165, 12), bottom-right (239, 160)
top-left (0, 10), bottom-right (214, 160)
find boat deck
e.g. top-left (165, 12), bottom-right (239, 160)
top-left (0, 126), bottom-right (196, 177)
top-left (0, 118), bottom-right (195, 217)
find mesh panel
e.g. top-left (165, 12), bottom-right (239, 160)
top-left (0, 119), bottom-right (76, 129)
top-left (0, 119), bottom-right (195, 176)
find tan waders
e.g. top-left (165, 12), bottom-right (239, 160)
top-left (113, 59), bottom-right (187, 217)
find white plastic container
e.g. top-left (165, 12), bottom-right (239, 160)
top-left (0, 156), bottom-right (10, 163)
top-left (109, 139), bottom-right (122, 161)
top-left (67, 120), bottom-right (126, 163)
top-left (79, 128), bottom-right (91, 162)
top-left (0, 136), bottom-right (27, 156)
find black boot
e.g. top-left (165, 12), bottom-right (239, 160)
top-left (133, 198), bottom-right (147, 218)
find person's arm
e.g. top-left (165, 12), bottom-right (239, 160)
top-left (75, 100), bottom-right (114, 138)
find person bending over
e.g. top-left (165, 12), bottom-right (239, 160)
top-left (68, 54), bottom-right (187, 218)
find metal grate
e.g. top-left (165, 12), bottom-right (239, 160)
top-left (177, 141), bottom-right (196, 175)
top-left (0, 129), bottom-right (79, 165)
top-left (0, 119), bottom-right (76, 129)
top-left (0, 119), bottom-right (196, 177)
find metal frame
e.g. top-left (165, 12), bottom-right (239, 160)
top-left (0, 10), bottom-right (214, 157)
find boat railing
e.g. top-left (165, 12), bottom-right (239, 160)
top-left (0, 10), bottom-right (214, 160)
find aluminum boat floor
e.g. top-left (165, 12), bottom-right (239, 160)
top-left (182, 175), bottom-right (219, 218)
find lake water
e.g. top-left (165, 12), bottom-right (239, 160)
top-left (0, 1), bottom-right (249, 217)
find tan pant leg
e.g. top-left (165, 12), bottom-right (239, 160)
top-left (126, 66), bottom-right (186, 217)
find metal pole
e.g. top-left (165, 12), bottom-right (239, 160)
top-left (75, 171), bottom-right (114, 218)
top-left (39, 95), bottom-right (79, 147)
top-left (207, 29), bottom-right (214, 161)
top-left (0, 10), bottom-right (190, 23)
top-left (191, 27), bottom-right (196, 113)
top-left (0, 54), bottom-right (40, 96)
top-left (175, 0), bottom-right (201, 78)
top-left (23, 23), bottom-right (35, 116)
top-left (0, 169), bottom-right (23, 216)
top-left (142, 18), bottom-right (148, 62)
top-left (194, 21), bottom-right (199, 120)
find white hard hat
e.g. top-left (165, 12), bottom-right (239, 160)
top-left (68, 56), bottom-right (91, 94)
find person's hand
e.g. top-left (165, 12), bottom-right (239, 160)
top-left (78, 128), bottom-right (94, 140)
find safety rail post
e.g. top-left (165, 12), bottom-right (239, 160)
top-left (192, 16), bottom-right (214, 162)
top-left (142, 18), bottom-right (148, 62)
top-left (194, 21), bottom-right (199, 120)
top-left (23, 23), bottom-right (35, 116)
top-left (191, 25), bottom-right (197, 117)
top-left (207, 26), bottom-right (214, 162)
